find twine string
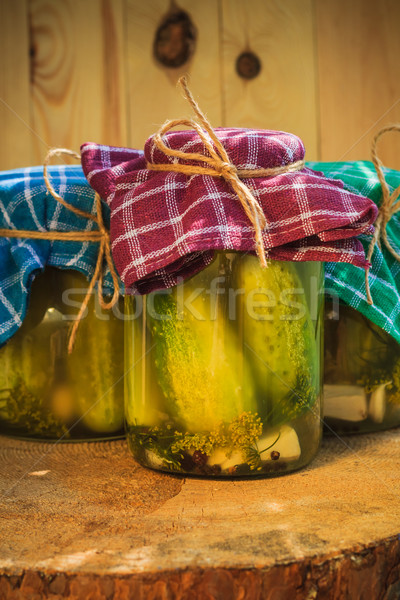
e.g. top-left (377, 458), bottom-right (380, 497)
top-left (147, 77), bottom-right (305, 267)
top-left (0, 148), bottom-right (119, 353)
top-left (364, 125), bottom-right (400, 304)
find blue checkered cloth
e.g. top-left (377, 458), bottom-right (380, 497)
top-left (0, 165), bottom-right (116, 346)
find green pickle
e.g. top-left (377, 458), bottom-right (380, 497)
top-left (125, 253), bottom-right (323, 477)
top-left (0, 268), bottom-right (124, 440)
top-left (324, 302), bottom-right (400, 434)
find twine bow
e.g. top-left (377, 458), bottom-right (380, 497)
top-left (365, 125), bottom-right (400, 305)
top-left (147, 77), bottom-right (305, 267)
top-left (0, 148), bottom-right (119, 353)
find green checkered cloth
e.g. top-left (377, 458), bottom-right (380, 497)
top-left (308, 160), bottom-right (400, 344)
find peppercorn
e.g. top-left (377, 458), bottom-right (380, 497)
top-left (200, 464), bottom-right (222, 477)
top-left (270, 450), bottom-right (280, 461)
top-left (180, 452), bottom-right (196, 472)
top-left (209, 464), bottom-right (222, 475)
top-left (192, 450), bottom-right (208, 467)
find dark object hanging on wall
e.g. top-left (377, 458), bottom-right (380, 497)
top-left (153, 8), bottom-right (196, 68)
top-left (236, 51), bottom-right (262, 80)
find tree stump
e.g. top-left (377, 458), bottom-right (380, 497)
top-left (0, 430), bottom-right (399, 599)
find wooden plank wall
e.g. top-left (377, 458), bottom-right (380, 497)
top-left (126, 0), bottom-right (222, 148)
top-left (1, 0), bottom-right (399, 171)
top-left (220, 0), bottom-right (318, 159)
top-left (29, 0), bottom-right (128, 158)
top-left (0, 0), bottom-right (33, 168)
top-left (316, 0), bottom-right (400, 169)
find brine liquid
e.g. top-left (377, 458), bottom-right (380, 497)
top-left (125, 253), bottom-right (323, 477)
top-left (0, 268), bottom-right (124, 441)
top-left (324, 302), bottom-right (400, 434)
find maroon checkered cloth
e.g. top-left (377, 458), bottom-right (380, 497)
top-left (81, 129), bottom-right (378, 294)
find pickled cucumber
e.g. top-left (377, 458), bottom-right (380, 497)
top-left (67, 285), bottom-right (124, 433)
top-left (148, 255), bottom-right (257, 432)
top-left (0, 268), bottom-right (124, 439)
top-left (234, 255), bottom-right (318, 425)
top-left (325, 303), bottom-right (396, 386)
top-left (0, 297), bottom-right (71, 438)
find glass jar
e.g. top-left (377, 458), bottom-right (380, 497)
top-left (324, 302), bottom-right (400, 434)
top-left (125, 253), bottom-right (323, 477)
top-left (0, 268), bottom-right (124, 440)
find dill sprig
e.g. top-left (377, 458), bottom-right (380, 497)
top-left (0, 378), bottom-right (69, 438)
top-left (129, 412), bottom-right (270, 472)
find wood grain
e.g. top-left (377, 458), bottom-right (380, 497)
top-left (29, 0), bottom-right (128, 165)
top-left (3, 1), bottom-right (400, 169)
top-left (125, 0), bottom-right (222, 150)
top-left (316, 0), bottom-right (400, 170)
top-left (0, 430), bottom-right (400, 598)
top-left (221, 0), bottom-right (319, 160)
top-left (0, 0), bottom-right (33, 170)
